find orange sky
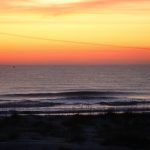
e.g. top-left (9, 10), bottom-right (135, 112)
top-left (0, 0), bottom-right (150, 64)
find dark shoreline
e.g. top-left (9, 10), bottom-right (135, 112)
top-left (1, 100), bottom-right (150, 108)
top-left (0, 112), bottom-right (150, 150)
top-left (1, 107), bottom-right (150, 116)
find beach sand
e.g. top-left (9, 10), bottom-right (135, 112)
top-left (0, 113), bottom-right (150, 150)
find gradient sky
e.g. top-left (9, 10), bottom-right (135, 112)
top-left (0, 0), bottom-right (150, 64)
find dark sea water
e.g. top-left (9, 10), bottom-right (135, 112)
top-left (0, 65), bottom-right (150, 115)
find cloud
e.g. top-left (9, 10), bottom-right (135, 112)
top-left (0, 0), bottom-right (150, 15)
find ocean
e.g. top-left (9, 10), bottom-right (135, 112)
top-left (0, 65), bottom-right (150, 115)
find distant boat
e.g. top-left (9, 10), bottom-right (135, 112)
top-left (12, 66), bottom-right (16, 68)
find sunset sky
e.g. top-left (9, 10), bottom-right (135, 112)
top-left (0, 0), bottom-right (150, 64)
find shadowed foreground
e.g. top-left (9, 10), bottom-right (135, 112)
top-left (0, 113), bottom-right (150, 150)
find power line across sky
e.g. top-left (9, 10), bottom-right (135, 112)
top-left (0, 32), bottom-right (150, 51)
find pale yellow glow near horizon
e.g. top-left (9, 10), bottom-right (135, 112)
top-left (13, 0), bottom-right (83, 7)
